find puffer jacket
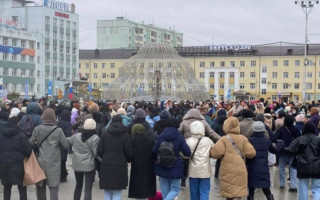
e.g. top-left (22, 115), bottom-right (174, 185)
top-left (105, 114), bottom-right (132, 131)
top-left (210, 117), bottom-right (256, 198)
top-left (179, 109), bottom-right (220, 142)
top-left (186, 135), bottom-right (214, 178)
top-left (67, 132), bottom-right (100, 172)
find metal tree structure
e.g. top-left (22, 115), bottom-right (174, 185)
top-left (105, 42), bottom-right (209, 102)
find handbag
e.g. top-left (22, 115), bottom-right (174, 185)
top-left (23, 151), bottom-right (46, 186)
top-left (85, 140), bottom-right (102, 171)
top-left (226, 135), bottom-right (245, 161)
top-left (33, 127), bottom-right (58, 157)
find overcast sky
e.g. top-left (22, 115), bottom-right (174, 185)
top-left (68, 0), bottom-right (320, 49)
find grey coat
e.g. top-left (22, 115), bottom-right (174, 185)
top-left (240, 118), bottom-right (255, 138)
top-left (67, 133), bottom-right (100, 172)
top-left (30, 124), bottom-right (69, 187)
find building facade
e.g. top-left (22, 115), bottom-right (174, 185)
top-left (0, 0), bottom-right (79, 98)
top-left (80, 43), bottom-right (320, 103)
top-left (97, 17), bottom-right (183, 49)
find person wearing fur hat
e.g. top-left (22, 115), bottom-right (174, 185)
top-left (247, 121), bottom-right (283, 200)
top-left (30, 108), bottom-right (69, 200)
top-left (0, 116), bottom-right (32, 200)
top-left (67, 118), bottom-right (100, 200)
top-left (288, 121), bottom-right (320, 200)
top-left (210, 117), bottom-right (256, 200)
top-left (309, 107), bottom-right (320, 136)
top-left (128, 124), bottom-right (156, 199)
top-left (105, 107), bottom-right (132, 132)
top-left (186, 121), bottom-right (214, 200)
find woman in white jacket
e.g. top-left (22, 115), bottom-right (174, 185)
top-left (186, 121), bottom-right (214, 200)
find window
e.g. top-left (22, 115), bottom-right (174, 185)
top-left (85, 73), bottom-right (89, 78)
top-left (229, 72), bottom-right (235, 78)
top-left (12, 54), bottom-right (17, 62)
top-left (29, 70), bottom-right (33, 78)
top-left (273, 60), bottom-right (278, 66)
top-left (21, 55), bottom-right (26, 62)
top-left (209, 72), bottom-right (214, 78)
top-left (52, 72), bottom-right (56, 79)
top-left (284, 60), bottom-right (289, 66)
top-left (318, 83), bottom-right (320, 90)
top-left (2, 37), bottom-right (8, 45)
top-left (102, 73), bottom-right (106, 78)
top-left (219, 83), bottom-right (224, 89)
top-left (37, 84), bottom-right (40, 92)
top-left (29, 56), bottom-right (34, 64)
top-left (45, 16), bottom-right (50, 24)
top-left (110, 63), bottom-right (115, 68)
top-left (261, 89), bottom-right (266, 95)
top-left (110, 73), bottom-right (115, 78)
top-left (240, 61), bottom-right (245, 67)
top-left (102, 63), bottom-right (106, 69)
top-left (250, 72), bottom-right (256, 78)
top-left (307, 82), bottom-right (312, 89)
top-left (240, 83), bottom-right (245, 89)
top-left (308, 60), bottom-right (314, 66)
top-left (272, 95), bottom-right (277, 101)
top-left (30, 42), bottom-right (34, 49)
top-left (3, 68), bottom-right (7, 76)
top-left (12, 39), bottom-right (17, 46)
top-left (200, 62), bottom-right (205, 68)
top-left (295, 72), bottom-right (300, 78)
top-left (60, 45), bottom-right (64, 53)
top-left (93, 73), bottom-right (97, 78)
top-left (37, 70), bottom-right (40, 78)
top-left (209, 84), bottom-right (214, 89)
top-left (66, 21), bottom-right (70, 28)
top-left (53, 18), bottom-right (57, 26)
top-left (59, 19), bottom-right (64, 27)
top-left (294, 83), bottom-right (300, 89)
top-left (295, 60), bottom-right (300, 67)
top-left (283, 83), bottom-right (289, 89)
top-left (219, 72), bottom-right (224, 78)
top-left (53, 32), bottom-right (57, 39)
top-left (230, 61), bottom-right (235, 67)
top-left (21, 40), bottom-right (25, 47)
top-left (200, 72), bottom-right (205, 78)
top-left (307, 72), bottom-right (312, 78)
top-left (93, 63), bottom-right (98, 69)
top-left (306, 93), bottom-right (313, 101)
top-left (283, 72), bottom-right (288, 78)
top-left (262, 66), bottom-right (267, 73)
top-left (85, 63), bottom-right (89, 69)
top-left (53, 44), bottom-right (57, 52)
top-left (3, 53), bottom-right (8, 61)
top-left (12, 69), bottom-right (17, 76)
top-left (294, 95), bottom-right (299, 102)
top-left (240, 72), bottom-right (245, 78)
top-left (220, 61), bottom-right (225, 67)
top-left (318, 72), bottom-right (320, 78)
top-left (21, 69), bottom-right (26, 76)
top-left (251, 61), bottom-right (256, 67)
top-left (93, 83), bottom-right (97, 88)
top-left (272, 72), bottom-right (277, 78)
top-left (250, 83), bottom-right (255, 89)
top-left (210, 62), bottom-right (214, 67)
top-left (262, 78), bottom-right (266, 84)
top-left (272, 83), bottom-right (277, 89)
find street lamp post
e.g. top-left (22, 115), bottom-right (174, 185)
top-left (99, 88), bottom-right (103, 100)
top-left (295, 0), bottom-right (319, 104)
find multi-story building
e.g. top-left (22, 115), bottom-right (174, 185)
top-left (97, 17), bottom-right (183, 49)
top-left (79, 43), bottom-right (320, 103)
top-left (0, 0), bottom-right (79, 98)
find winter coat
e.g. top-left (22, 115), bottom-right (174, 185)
top-left (129, 118), bottom-right (157, 139)
top-left (294, 121), bottom-right (304, 135)
top-left (71, 108), bottom-right (79, 125)
top-left (0, 123), bottom-right (32, 185)
top-left (186, 134), bottom-right (214, 178)
top-left (153, 119), bottom-right (170, 135)
top-left (247, 132), bottom-right (283, 188)
top-left (95, 123), bottom-right (106, 137)
top-left (67, 132), bottom-right (100, 172)
top-left (309, 114), bottom-right (320, 136)
top-left (0, 118), bottom-right (7, 130)
top-left (289, 132), bottom-right (320, 178)
top-left (179, 109), bottom-right (220, 142)
top-left (19, 102), bottom-right (43, 133)
top-left (210, 117), bottom-right (256, 198)
top-left (57, 113), bottom-right (72, 161)
top-left (276, 125), bottom-right (301, 148)
top-left (152, 127), bottom-right (191, 179)
top-left (204, 114), bottom-right (214, 129)
top-left (29, 124), bottom-right (69, 187)
top-left (145, 115), bottom-right (160, 129)
top-left (239, 118), bottom-right (254, 138)
top-left (213, 116), bottom-right (227, 137)
top-left (129, 133), bottom-right (156, 198)
top-left (97, 122), bottom-right (132, 190)
top-left (105, 114), bottom-right (132, 131)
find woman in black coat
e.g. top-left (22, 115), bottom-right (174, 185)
top-left (57, 110), bottom-right (72, 182)
top-left (247, 121), bottom-right (283, 200)
top-left (129, 124), bottom-right (156, 199)
top-left (97, 115), bottom-right (132, 199)
top-left (0, 117), bottom-right (32, 200)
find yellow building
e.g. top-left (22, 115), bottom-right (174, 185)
top-left (80, 43), bottom-right (320, 103)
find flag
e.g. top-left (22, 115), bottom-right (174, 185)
top-left (24, 79), bottom-right (29, 99)
top-left (0, 77), bottom-right (3, 90)
top-left (48, 80), bottom-right (52, 96)
top-left (88, 83), bottom-right (92, 93)
top-left (69, 82), bottom-right (73, 100)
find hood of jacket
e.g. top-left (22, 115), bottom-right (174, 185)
top-left (161, 127), bottom-right (180, 141)
top-left (107, 122), bottom-right (127, 136)
top-left (223, 117), bottom-right (240, 135)
top-left (1, 123), bottom-right (20, 137)
top-left (183, 109), bottom-right (204, 121)
top-left (60, 110), bottom-right (71, 122)
top-left (27, 102), bottom-right (39, 115)
top-left (216, 116), bottom-right (227, 125)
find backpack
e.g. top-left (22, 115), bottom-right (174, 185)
top-left (156, 141), bottom-right (177, 168)
top-left (20, 115), bottom-right (36, 137)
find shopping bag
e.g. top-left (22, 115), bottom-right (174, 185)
top-left (268, 151), bottom-right (276, 166)
top-left (23, 151), bottom-right (46, 186)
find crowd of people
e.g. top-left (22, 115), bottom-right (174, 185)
top-left (0, 97), bottom-right (320, 200)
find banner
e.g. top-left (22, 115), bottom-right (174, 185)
top-left (69, 82), bottom-right (73, 100)
top-left (48, 81), bottom-right (52, 97)
top-left (24, 79), bottom-right (29, 99)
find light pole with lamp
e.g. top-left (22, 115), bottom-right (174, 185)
top-left (295, 0), bottom-right (319, 104)
top-left (99, 88), bottom-right (103, 100)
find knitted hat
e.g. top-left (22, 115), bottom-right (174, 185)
top-left (252, 121), bottom-right (266, 133)
top-left (264, 107), bottom-right (271, 114)
top-left (295, 114), bottom-right (305, 122)
top-left (131, 124), bottom-right (146, 137)
top-left (242, 109), bottom-right (254, 118)
top-left (135, 108), bottom-right (146, 119)
top-left (20, 107), bottom-right (27, 113)
top-left (167, 118), bottom-right (180, 128)
top-left (117, 108), bottom-right (127, 115)
top-left (10, 108), bottom-right (20, 118)
top-left (92, 111), bottom-right (102, 124)
top-left (84, 118), bottom-right (96, 130)
top-left (255, 113), bottom-right (265, 122)
top-left (310, 107), bottom-right (319, 116)
top-left (88, 103), bottom-right (99, 113)
top-left (190, 121), bottom-right (205, 136)
top-left (160, 110), bottom-right (171, 119)
top-left (217, 108), bottom-right (227, 118)
top-left (302, 121), bottom-right (316, 135)
top-left (41, 108), bottom-right (56, 124)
